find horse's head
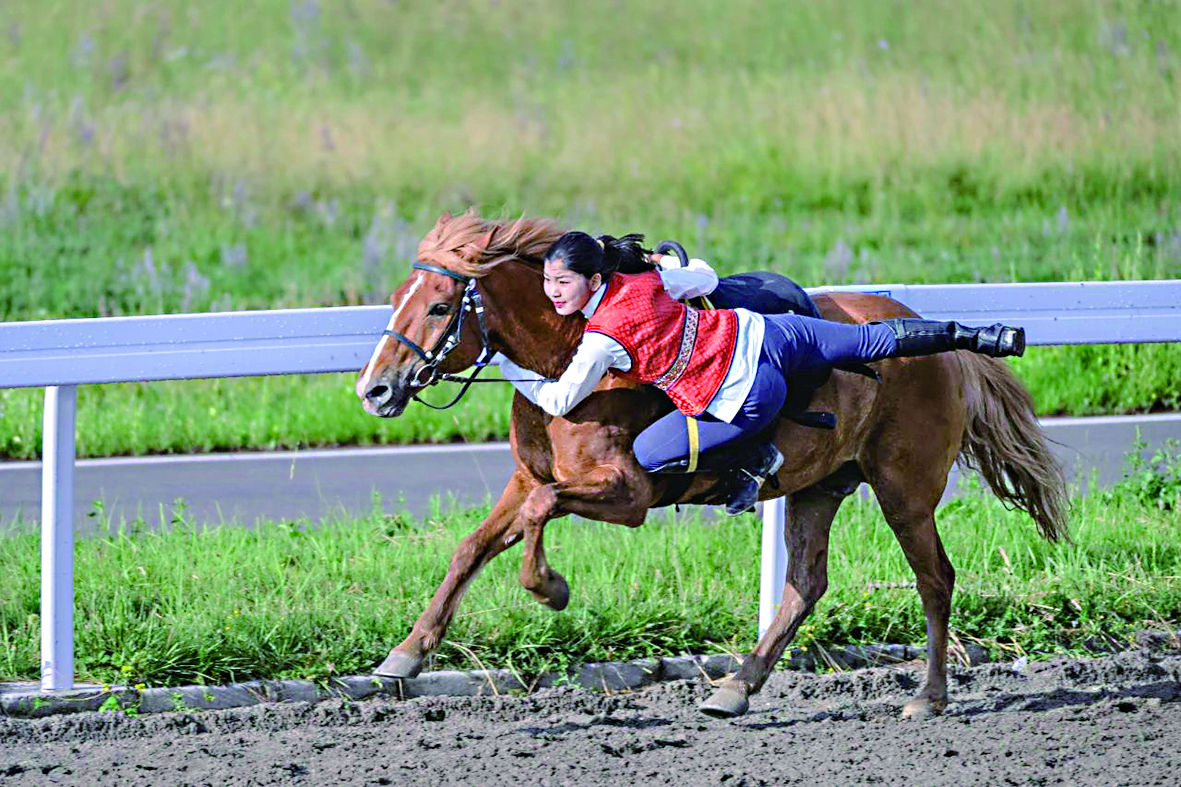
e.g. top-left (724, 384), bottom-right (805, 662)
top-left (356, 210), bottom-right (564, 417)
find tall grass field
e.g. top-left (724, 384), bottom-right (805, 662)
top-left (3, 454), bottom-right (1180, 687)
top-left (1, 0), bottom-right (1179, 458)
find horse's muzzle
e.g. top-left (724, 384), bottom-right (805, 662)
top-left (362, 376), bottom-right (412, 418)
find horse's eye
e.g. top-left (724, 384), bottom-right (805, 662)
top-left (428, 302), bottom-right (451, 317)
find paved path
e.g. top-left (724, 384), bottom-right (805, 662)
top-left (1, 414), bottom-right (1178, 532)
top-left (1, 443), bottom-right (515, 533)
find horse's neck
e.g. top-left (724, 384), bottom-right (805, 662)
top-left (485, 268), bottom-right (584, 378)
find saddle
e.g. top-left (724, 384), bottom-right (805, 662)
top-left (653, 240), bottom-right (878, 430)
top-left (707, 271), bottom-right (876, 430)
top-left (651, 242), bottom-right (878, 508)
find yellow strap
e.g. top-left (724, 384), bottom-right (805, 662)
top-left (678, 291), bottom-right (710, 473)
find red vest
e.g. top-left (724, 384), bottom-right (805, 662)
top-left (585, 271), bottom-right (738, 416)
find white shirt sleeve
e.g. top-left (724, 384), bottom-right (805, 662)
top-left (493, 333), bottom-right (631, 417)
top-left (654, 256), bottom-right (720, 300)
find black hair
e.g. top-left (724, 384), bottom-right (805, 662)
top-left (543, 231), bottom-right (654, 282)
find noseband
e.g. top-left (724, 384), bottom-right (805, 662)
top-left (382, 262), bottom-right (494, 410)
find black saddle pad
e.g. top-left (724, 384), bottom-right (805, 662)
top-left (708, 272), bottom-right (819, 318)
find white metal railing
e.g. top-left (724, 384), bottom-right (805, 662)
top-left (3, 280), bottom-right (1180, 689)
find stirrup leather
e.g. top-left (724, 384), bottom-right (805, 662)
top-left (686, 416), bottom-right (700, 473)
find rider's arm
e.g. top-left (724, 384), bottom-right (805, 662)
top-left (493, 333), bottom-right (630, 417)
top-left (653, 255), bottom-right (719, 300)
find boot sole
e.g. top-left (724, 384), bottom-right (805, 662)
top-left (999, 326), bottom-right (1026, 358)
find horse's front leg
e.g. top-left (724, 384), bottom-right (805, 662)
top-left (374, 471), bottom-right (532, 678)
top-left (518, 464), bottom-right (650, 610)
top-left (700, 485), bottom-right (845, 717)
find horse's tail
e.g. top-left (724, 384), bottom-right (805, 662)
top-left (957, 353), bottom-right (1069, 542)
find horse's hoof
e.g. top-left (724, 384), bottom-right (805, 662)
top-left (901, 696), bottom-right (946, 720)
top-left (529, 573), bottom-right (570, 611)
top-left (699, 687), bottom-right (750, 718)
top-left (374, 650), bottom-right (423, 679)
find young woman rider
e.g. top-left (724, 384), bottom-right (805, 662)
top-left (492, 232), bottom-right (1025, 516)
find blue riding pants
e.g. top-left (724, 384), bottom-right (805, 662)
top-left (632, 314), bottom-right (898, 471)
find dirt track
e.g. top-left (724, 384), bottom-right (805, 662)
top-left (3, 643), bottom-right (1180, 786)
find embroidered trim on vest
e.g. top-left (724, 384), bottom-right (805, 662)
top-left (652, 307), bottom-right (699, 392)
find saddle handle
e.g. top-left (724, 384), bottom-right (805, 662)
top-left (654, 240), bottom-right (690, 269)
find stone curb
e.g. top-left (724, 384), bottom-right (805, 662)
top-left (4, 633), bottom-right (1173, 720)
top-left (0, 643), bottom-right (964, 720)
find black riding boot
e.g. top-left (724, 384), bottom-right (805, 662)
top-left (647, 442), bottom-right (784, 517)
top-left (877, 318), bottom-right (1026, 358)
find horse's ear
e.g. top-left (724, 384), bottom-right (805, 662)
top-left (468, 226), bottom-right (498, 258)
top-left (437, 210), bottom-right (452, 226)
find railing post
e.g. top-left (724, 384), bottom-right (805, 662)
top-left (41, 385), bottom-right (77, 691)
top-left (758, 498), bottom-right (788, 639)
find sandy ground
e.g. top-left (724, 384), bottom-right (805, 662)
top-left (3, 643), bottom-right (1179, 787)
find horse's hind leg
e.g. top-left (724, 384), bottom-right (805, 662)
top-left (701, 485), bottom-right (846, 718)
top-left (374, 471), bottom-right (531, 678)
top-left (866, 469), bottom-right (956, 719)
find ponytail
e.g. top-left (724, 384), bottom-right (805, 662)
top-left (544, 231), bottom-right (654, 282)
top-left (597, 233), bottom-right (654, 275)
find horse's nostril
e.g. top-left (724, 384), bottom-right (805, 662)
top-left (366, 384), bottom-right (389, 402)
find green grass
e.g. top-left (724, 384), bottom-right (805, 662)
top-left (1, 0), bottom-right (1179, 458)
top-left (3, 453), bottom-right (1179, 688)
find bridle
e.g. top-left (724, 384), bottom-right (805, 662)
top-left (382, 262), bottom-right (494, 410)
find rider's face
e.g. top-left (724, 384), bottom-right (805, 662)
top-left (543, 258), bottom-right (601, 316)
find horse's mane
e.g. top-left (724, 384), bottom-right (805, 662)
top-left (417, 210), bottom-right (564, 277)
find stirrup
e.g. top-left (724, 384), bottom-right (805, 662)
top-left (723, 444), bottom-right (784, 516)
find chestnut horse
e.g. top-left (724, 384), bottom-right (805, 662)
top-left (357, 211), bottom-right (1067, 719)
